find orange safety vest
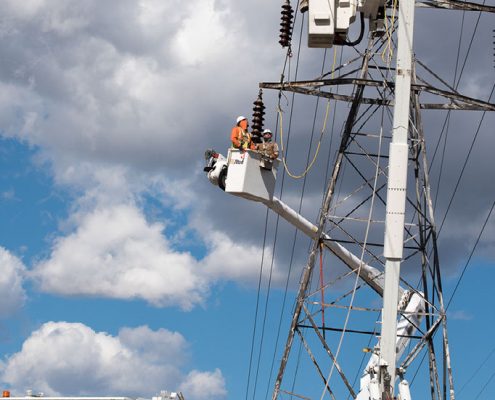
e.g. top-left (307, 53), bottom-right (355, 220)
top-left (231, 126), bottom-right (255, 150)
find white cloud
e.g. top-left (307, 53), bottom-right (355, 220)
top-left (0, 247), bottom-right (27, 317)
top-left (1, 0), bottom-right (293, 308)
top-left (179, 369), bottom-right (227, 400)
top-left (0, 0), bottom-right (264, 174)
top-left (0, 0), bottom-right (285, 289)
top-left (31, 187), bottom-right (283, 308)
top-left (1, 189), bottom-right (19, 201)
top-left (3, 0), bottom-right (46, 20)
top-left (118, 325), bottom-right (188, 364)
top-left (1, 322), bottom-right (226, 400)
top-left (448, 310), bottom-right (473, 321)
top-left (171, 0), bottom-right (234, 67)
top-left (202, 231), bottom-right (283, 285)
top-left (32, 202), bottom-right (209, 310)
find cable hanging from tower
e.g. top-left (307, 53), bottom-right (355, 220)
top-left (382, 0), bottom-right (399, 63)
top-left (277, 48), bottom-right (338, 179)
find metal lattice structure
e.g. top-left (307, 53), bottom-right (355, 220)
top-left (257, 1), bottom-right (495, 399)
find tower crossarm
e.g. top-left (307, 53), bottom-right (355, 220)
top-left (260, 80), bottom-right (390, 106)
top-left (416, 0), bottom-right (495, 13)
top-left (260, 80), bottom-right (495, 111)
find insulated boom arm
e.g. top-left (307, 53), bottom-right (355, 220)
top-left (204, 149), bottom-right (423, 399)
top-left (262, 196), bottom-right (395, 298)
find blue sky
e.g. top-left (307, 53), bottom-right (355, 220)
top-left (0, 1), bottom-right (494, 400)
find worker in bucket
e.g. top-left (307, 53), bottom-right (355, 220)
top-left (231, 116), bottom-right (256, 151)
top-left (257, 129), bottom-right (279, 160)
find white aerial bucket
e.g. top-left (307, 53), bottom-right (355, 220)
top-left (225, 148), bottom-right (279, 202)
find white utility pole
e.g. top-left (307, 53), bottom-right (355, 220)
top-left (381, 0), bottom-right (416, 396)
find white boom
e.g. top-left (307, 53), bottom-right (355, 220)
top-left (204, 149), bottom-right (423, 400)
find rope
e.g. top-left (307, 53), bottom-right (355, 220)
top-left (277, 105), bottom-right (324, 179)
top-left (277, 48), bottom-right (337, 179)
top-left (382, 0), bottom-right (398, 64)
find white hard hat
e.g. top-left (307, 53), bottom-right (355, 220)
top-left (263, 129), bottom-right (272, 135)
top-left (236, 115), bottom-right (247, 124)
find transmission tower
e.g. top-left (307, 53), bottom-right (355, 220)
top-left (259, 1), bottom-right (495, 399)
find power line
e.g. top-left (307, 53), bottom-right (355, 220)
top-left (431, 1), bottom-right (487, 209)
top-left (246, 16), bottom-right (301, 390)
top-left (458, 346), bottom-right (495, 395)
top-left (446, 198), bottom-right (495, 311)
top-left (252, 8), bottom-right (306, 399)
top-left (473, 369), bottom-right (495, 400)
top-left (438, 83), bottom-right (494, 235)
top-left (411, 198), bottom-right (495, 389)
top-left (245, 207), bottom-right (271, 400)
top-left (252, 206), bottom-right (281, 400)
top-left (454, 0), bottom-right (487, 90)
top-left (433, 7), bottom-right (466, 210)
top-left (433, 1), bottom-right (492, 234)
top-left (406, 6), bottom-right (493, 392)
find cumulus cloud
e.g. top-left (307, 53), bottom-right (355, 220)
top-left (32, 202), bottom-right (209, 310)
top-left (1, 322), bottom-right (225, 400)
top-left (0, 0), bottom-right (285, 303)
top-left (179, 369), bottom-right (227, 400)
top-left (31, 190), bottom-right (283, 309)
top-left (0, 0), bottom-right (269, 175)
top-left (1, 0), bottom-right (489, 317)
top-left (27, 161), bottom-right (284, 309)
top-left (448, 310), bottom-right (474, 321)
top-left (0, 4), bottom-right (491, 399)
top-left (171, 1), bottom-right (232, 67)
top-left (0, 247), bottom-right (27, 317)
top-left (202, 231), bottom-right (283, 284)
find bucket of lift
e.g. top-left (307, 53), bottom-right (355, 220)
top-left (225, 148), bottom-right (279, 202)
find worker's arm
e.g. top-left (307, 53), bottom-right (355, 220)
top-left (272, 143), bottom-right (279, 158)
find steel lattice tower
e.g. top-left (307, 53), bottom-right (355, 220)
top-left (258, 1), bottom-right (495, 399)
